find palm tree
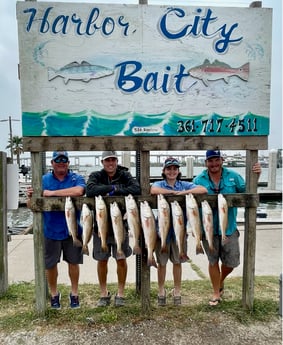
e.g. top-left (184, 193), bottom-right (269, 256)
top-left (6, 135), bottom-right (24, 165)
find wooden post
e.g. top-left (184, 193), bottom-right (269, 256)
top-left (0, 152), bottom-right (8, 295)
top-left (139, 150), bottom-right (151, 313)
top-left (242, 150), bottom-right (259, 309)
top-left (31, 152), bottom-right (47, 315)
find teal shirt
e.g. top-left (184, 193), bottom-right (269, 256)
top-left (193, 167), bottom-right (245, 236)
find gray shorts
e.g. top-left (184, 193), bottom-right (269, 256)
top-left (202, 230), bottom-right (240, 268)
top-left (44, 236), bottom-right (83, 269)
top-left (92, 231), bottom-right (132, 261)
top-left (155, 236), bottom-right (188, 265)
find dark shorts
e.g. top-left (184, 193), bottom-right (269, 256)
top-left (44, 236), bottom-right (83, 269)
top-left (202, 230), bottom-right (240, 268)
top-left (92, 231), bottom-right (132, 261)
top-left (155, 236), bottom-right (188, 265)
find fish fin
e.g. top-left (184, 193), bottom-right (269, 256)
top-left (123, 212), bottom-right (128, 220)
top-left (147, 257), bottom-right (157, 268)
top-left (47, 67), bottom-right (57, 81)
top-left (223, 77), bottom-right (229, 84)
top-left (63, 77), bottom-right (69, 85)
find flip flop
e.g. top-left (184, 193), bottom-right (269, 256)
top-left (209, 298), bottom-right (221, 306)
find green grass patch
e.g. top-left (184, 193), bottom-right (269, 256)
top-left (0, 276), bottom-right (280, 333)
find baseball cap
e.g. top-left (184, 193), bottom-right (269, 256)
top-left (102, 151), bottom-right (118, 160)
top-left (52, 151), bottom-right (69, 160)
top-left (163, 157), bottom-right (181, 168)
top-left (206, 150), bottom-right (222, 160)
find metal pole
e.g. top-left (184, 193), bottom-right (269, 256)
top-left (8, 116), bottom-right (13, 162)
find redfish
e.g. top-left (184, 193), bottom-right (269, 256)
top-left (81, 203), bottom-right (94, 255)
top-left (95, 195), bottom-right (108, 252)
top-left (186, 194), bottom-right (204, 255)
top-left (125, 194), bottom-right (141, 255)
top-left (157, 194), bottom-right (170, 253)
top-left (110, 201), bottom-right (126, 260)
top-left (201, 200), bottom-right (215, 253)
top-left (65, 196), bottom-right (82, 247)
top-left (140, 201), bottom-right (157, 268)
top-left (218, 194), bottom-right (228, 244)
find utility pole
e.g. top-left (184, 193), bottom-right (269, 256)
top-left (0, 116), bottom-right (20, 162)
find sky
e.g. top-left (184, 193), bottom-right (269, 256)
top-left (0, 0), bottom-right (282, 159)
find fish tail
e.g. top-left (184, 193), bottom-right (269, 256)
top-left (47, 67), bottom-right (57, 81)
top-left (73, 238), bottom-right (83, 248)
top-left (239, 62), bottom-right (249, 80)
top-left (116, 250), bottom-right (126, 261)
top-left (133, 245), bottom-right (142, 255)
top-left (147, 256), bottom-right (157, 268)
top-left (161, 245), bottom-right (168, 254)
top-left (196, 243), bottom-right (204, 255)
top-left (179, 253), bottom-right (190, 263)
top-left (82, 245), bottom-right (89, 256)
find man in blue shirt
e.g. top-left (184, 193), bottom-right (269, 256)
top-left (27, 151), bottom-right (86, 309)
top-left (150, 157), bottom-right (207, 306)
top-left (194, 150), bottom-right (261, 306)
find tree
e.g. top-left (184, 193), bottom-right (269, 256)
top-left (6, 135), bottom-right (24, 166)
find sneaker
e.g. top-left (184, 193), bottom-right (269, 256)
top-left (114, 295), bottom-right (125, 307)
top-left (97, 292), bottom-right (111, 307)
top-left (50, 292), bottom-right (61, 309)
top-left (70, 294), bottom-right (80, 309)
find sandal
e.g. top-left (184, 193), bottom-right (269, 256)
top-left (171, 289), bottom-right (182, 305)
top-left (209, 298), bottom-right (221, 306)
top-left (158, 290), bottom-right (166, 306)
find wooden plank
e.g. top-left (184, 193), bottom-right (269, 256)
top-left (29, 194), bottom-right (259, 212)
top-left (242, 150), bottom-right (259, 309)
top-left (23, 136), bottom-right (268, 152)
top-left (0, 152), bottom-right (8, 296)
top-left (31, 152), bottom-right (47, 315)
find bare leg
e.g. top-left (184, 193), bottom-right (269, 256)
top-left (208, 262), bottom-right (221, 301)
top-left (116, 258), bottom-right (127, 297)
top-left (97, 259), bottom-right (108, 297)
top-left (46, 265), bottom-right (58, 296)
top-left (173, 263), bottom-right (182, 296)
top-left (68, 263), bottom-right (80, 296)
top-left (157, 264), bottom-right (166, 296)
top-left (220, 264), bottom-right (233, 290)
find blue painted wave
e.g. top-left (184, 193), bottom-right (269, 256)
top-left (22, 110), bottom-right (269, 136)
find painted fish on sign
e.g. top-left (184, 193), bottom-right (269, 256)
top-left (188, 59), bottom-right (249, 86)
top-left (48, 61), bottom-right (114, 84)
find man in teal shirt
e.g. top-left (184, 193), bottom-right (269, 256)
top-left (194, 150), bottom-right (261, 306)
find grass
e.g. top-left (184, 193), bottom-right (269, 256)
top-left (0, 276), bottom-right (280, 333)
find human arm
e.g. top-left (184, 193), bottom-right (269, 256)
top-left (175, 185), bottom-right (207, 195)
top-left (42, 186), bottom-right (84, 197)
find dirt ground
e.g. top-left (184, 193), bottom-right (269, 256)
top-left (0, 315), bottom-right (281, 345)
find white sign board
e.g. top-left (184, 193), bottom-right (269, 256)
top-left (16, 2), bottom-right (272, 137)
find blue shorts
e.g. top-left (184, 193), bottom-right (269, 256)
top-left (202, 230), bottom-right (240, 268)
top-left (92, 231), bottom-right (132, 261)
top-left (44, 236), bottom-right (83, 269)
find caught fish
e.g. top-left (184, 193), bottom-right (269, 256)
top-left (171, 200), bottom-right (189, 262)
top-left (157, 194), bottom-right (170, 253)
top-left (65, 196), bottom-right (82, 247)
top-left (188, 59), bottom-right (249, 86)
top-left (125, 194), bottom-right (141, 255)
top-left (48, 60), bottom-right (114, 84)
top-left (110, 202), bottom-right (126, 260)
top-left (201, 200), bottom-right (215, 253)
top-left (140, 201), bottom-right (157, 268)
top-left (81, 203), bottom-right (94, 255)
top-left (95, 195), bottom-right (108, 252)
top-left (185, 194), bottom-right (204, 255)
top-left (218, 194), bottom-right (228, 243)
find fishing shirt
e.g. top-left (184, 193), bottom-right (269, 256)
top-left (193, 167), bottom-right (245, 236)
top-left (152, 179), bottom-right (198, 242)
top-left (42, 171), bottom-right (86, 240)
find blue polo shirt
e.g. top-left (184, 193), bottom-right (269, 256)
top-left (42, 171), bottom-right (86, 240)
top-left (193, 167), bottom-right (245, 236)
top-left (152, 179), bottom-right (198, 242)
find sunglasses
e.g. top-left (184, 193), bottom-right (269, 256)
top-left (164, 159), bottom-right (180, 167)
top-left (54, 157), bottom-right (68, 163)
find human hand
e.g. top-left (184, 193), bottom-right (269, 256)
top-left (252, 162), bottom-right (261, 175)
top-left (26, 186), bottom-right (33, 198)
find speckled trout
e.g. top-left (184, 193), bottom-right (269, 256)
top-left (201, 200), bottom-right (215, 252)
top-left (218, 194), bottom-right (228, 243)
top-left (125, 194), bottom-right (141, 255)
top-left (140, 201), bottom-right (157, 268)
top-left (65, 196), bottom-right (82, 247)
top-left (157, 194), bottom-right (170, 253)
top-left (95, 195), bottom-right (108, 252)
top-left (81, 203), bottom-right (94, 256)
top-left (186, 194), bottom-right (204, 255)
top-left (110, 201), bottom-right (125, 260)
